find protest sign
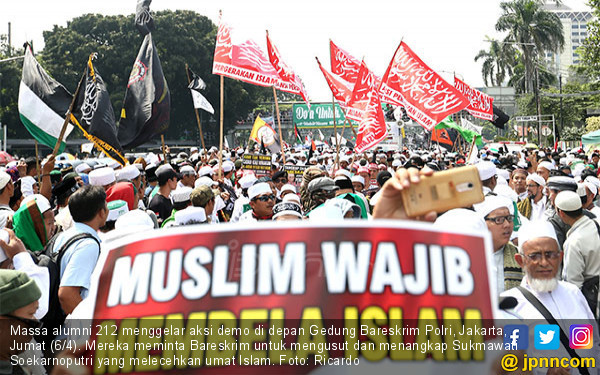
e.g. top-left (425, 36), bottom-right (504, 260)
top-left (87, 222), bottom-right (496, 374)
top-left (241, 153), bottom-right (272, 177)
top-left (283, 165), bottom-right (307, 184)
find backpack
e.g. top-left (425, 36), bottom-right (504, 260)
top-left (29, 232), bottom-right (100, 347)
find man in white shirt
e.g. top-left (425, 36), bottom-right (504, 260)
top-left (517, 173), bottom-right (548, 221)
top-left (501, 220), bottom-right (599, 375)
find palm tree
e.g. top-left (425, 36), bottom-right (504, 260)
top-left (474, 37), bottom-right (517, 86)
top-left (508, 60), bottom-right (557, 93)
top-left (496, 0), bottom-right (564, 93)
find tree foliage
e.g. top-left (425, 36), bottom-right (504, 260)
top-left (586, 116), bottom-right (600, 133)
top-left (580, 0), bottom-right (600, 79)
top-left (36, 11), bottom-right (271, 147)
top-left (0, 35), bottom-right (25, 139)
top-left (474, 38), bottom-right (517, 86)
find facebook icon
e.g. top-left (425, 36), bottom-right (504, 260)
top-left (503, 325), bottom-right (529, 350)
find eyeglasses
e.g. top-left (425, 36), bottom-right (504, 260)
top-left (3, 314), bottom-right (43, 329)
top-left (485, 214), bottom-right (514, 225)
top-left (254, 194), bottom-right (276, 202)
top-left (523, 251), bottom-right (561, 262)
top-left (273, 178), bottom-right (286, 183)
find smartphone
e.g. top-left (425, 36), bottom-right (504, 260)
top-left (400, 166), bottom-right (484, 217)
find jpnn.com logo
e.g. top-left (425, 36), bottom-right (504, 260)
top-left (504, 325), bottom-right (528, 350)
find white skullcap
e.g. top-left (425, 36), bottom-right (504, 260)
top-left (198, 166), bottom-right (214, 177)
top-left (392, 159), bottom-right (402, 168)
top-left (351, 175), bottom-right (365, 186)
top-left (223, 161), bottom-right (235, 173)
top-left (248, 182), bottom-right (272, 200)
top-left (494, 184), bottom-right (518, 203)
top-left (518, 220), bottom-right (558, 252)
top-left (526, 173), bottom-right (546, 187)
top-left (107, 200), bottom-right (129, 222)
top-left (171, 187), bottom-right (193, 203)
top-left (476, 161), bottom-right (497, 181)
top-left (555, 190), bottom-right (582, 211)
top-left (497, 169), bottom-right (510, 180)
top-left (584, 181), bottom-right (598, 197)
top-left (108, 160), bottom-right (121, 170)
top-left (282, 193), bottom-right (301, 205)
top-left (577, 183), bottom-right (587, 197)
top-left (20, 176), bottom-right (37, 197)
top-left (190, 147), bottom-right (198, 153)
top-left (238, 174), bottom-right (258, 189)
top-left (538, 161), bottom-right (555, 171)
top-left (180, 165), bottom-right (196, 176)
top-left (194, 176), bottom-right (218, 188)
top-left (496, 176), bottom-right (508, 186)
top-left (584, 176), bottom-right (600, 190)
top-left (0, 171), bottom-right (11, 190)
top-left (473, 195), bottom-right (514, 217)
top-left (175, 206), bottom-right (206, 225)
top-left (118, 165), bottom-right (140, 181)
top-left (89, 167), bottom-right (116, 186)
top-left (538, 151), bottom-right (546, 158)
top-left (75, 163), bottom-right (91, 174)
top-left (20, 194), bottom-right (51, 214)
top-left (115, 210), bottom-right (155, 231)
top-left (434, 208), bottom-right (488, 232)
top-left (280, 184), bottom-right (296, 194)
top-left (272, 202), bottom-right (303, 219)
top-left (334, 169), bottom-right (351, 178)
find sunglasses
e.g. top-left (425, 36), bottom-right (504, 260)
top-left (3, 314), bottom-right (43, 329)
top-left (273, 178), bottom-right (287, 183)
top-left (254, 194), bottom-right (276, 202)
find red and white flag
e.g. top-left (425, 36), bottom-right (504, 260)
top-left (212, 18), bottom-right (280, 87)
top-left (346, 60), bottom-right (379, 122)
top-left (380, 41), bottom-right (469, 131)
top-left (454, 77), bottom-right (494, 121)
top-left (355, 82), bottom-right (387, 153)
top-left (330, 40), bottom-right (361, 83)
top-left (266, 32), bottom-right (310, 107)
top-left (316, 57), bottom-right (353, 107)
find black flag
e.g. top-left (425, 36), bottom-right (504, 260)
top-left (118, 33), bottom-right (170, 149)
top-left (490, 105), bottom-right (509, 130)
top-left (135, 0), bottom-right (154, 36)
top-left (187, 66), bottom-right (206, 91)
top-left (70, 53), bottom-right (127, 165)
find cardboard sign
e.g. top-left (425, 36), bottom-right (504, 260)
top-left (242, 153), bottom-right (272, 177)
top-left (87, 222), bottom-right (495, 374)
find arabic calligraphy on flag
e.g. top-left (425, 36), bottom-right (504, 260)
top-left (380, 41), bottom-right (469, 131)
top-left (454, 77), bottom-right (494, 121)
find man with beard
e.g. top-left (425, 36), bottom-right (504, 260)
top-left (517, 173), bottom-right (548, 221)
top-left (501, 220), bottom-right (599, 374)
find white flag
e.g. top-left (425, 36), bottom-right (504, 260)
top-left (460, 118), bottom-right (483, 135)
top-left (190, 89), bottom-right (215, 114)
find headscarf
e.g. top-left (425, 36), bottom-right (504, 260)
top-left (13, 195), bottom-right (51, 252)
top-left (300, 166), bottom-right (326, 212)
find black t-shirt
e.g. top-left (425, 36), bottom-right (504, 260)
top-left (148, 194), bottom-right (173, 223)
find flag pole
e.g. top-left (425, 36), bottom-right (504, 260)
top-left (185, 63), bottom-right (206, 151)
top-left (52, 70), bottom-right (86, 157)
top-left (332, 95), bottom-right (339, 170)
top-left (161, 134), bottom-right (167, 162)
top-left (34, 140), bottom-right (41, 191)
top-left (466, 138), bottom-right (477, 164)
top-left (218, 75), bottom-right (224, 181)
top-left (272, 86), bottom-right (286, 164)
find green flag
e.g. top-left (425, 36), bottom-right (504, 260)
top-left (435, 116), bottom-right (483, 147)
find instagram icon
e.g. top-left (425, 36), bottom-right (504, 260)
top-left (570, 325), bottom-right (593, 349)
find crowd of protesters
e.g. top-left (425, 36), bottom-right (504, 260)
top-left (1, 142), bottom-right (600, 374)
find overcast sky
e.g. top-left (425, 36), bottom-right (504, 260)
top-left (0, 0), bottom-right (591, 102)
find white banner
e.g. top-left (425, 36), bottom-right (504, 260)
top-left (190, 89), bottom-right (215, 114)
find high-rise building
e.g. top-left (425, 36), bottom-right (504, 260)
top-left (543, 2), bottom-right (594, 79)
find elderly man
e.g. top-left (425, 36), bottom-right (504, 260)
top-left (555, 190), bottom-right (600, 315)
top-left (517, 173), bottom-right (548, 221)
top-left (474, 196), bottom-right (523, 296)
top-left (501, 220), bottom-right (599, 374)
top-left (238, 182), bottom-right (275, 222)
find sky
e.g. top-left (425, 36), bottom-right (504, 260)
top-left (0, 0), bottom-right (592, 102)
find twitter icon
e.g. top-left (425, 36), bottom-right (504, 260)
top-left (535, 325), bottom-right (560, 350)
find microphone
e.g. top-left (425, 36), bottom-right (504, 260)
top-left (499, 296), bottom-right (518, 310)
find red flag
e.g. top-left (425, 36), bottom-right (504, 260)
top-left (330, 40), bottom-right (361, 83)
top-left (431, 128), bottom-right (453, 146)
top-left (454, 77), bottom-right (494, 121)
top-left (380, 41), bottom-right (469, 131)
top-left (212, 19), bottom-right (280, 87)
top-left (346, 60), bottom-right (379, 122)
top-left (266, 32), bottom-right (310, 107)
top-left (316, 57), bottom-right (353, 106)
top-left (355, 82), bottom-right (388, 153)
top-left (311, 139), bottom-right (316, 151)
